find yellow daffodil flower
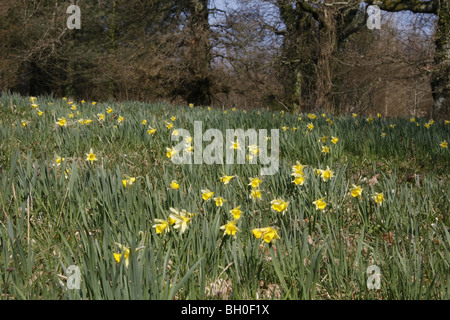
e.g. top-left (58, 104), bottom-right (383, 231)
top-left (271, 199), bottom-right (289, 213)
top-left (373, 192), bottom-right (384, 204)
top-left (214, 197), bottom-right (226, 207)
top-left (220, 219), bottom-right (239, 237)
top-left (350, 184), bottom-right (362, 198)
top-left (249, 177), bottom-right (262, 188)
top-left (229, 206), bottom-right (242, 219)
top-left (220, 174), bottom-right (235, 185)
top-left (252, 227), bottom-right (280, 243)
top-left (152, 219), bottom-right (170, 234)
top-left (86, 148), bottom-right (97, 163)
top-left (201, 189), bottom-right (214, 201)
top-left (313, 198), bottom-right (327, 211)
top-left (170, 180), bottom-right (180, 189)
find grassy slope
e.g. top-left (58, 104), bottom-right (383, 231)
top-left (0, 92), bottom-right (449, 299)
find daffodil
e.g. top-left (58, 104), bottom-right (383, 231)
top-left (292, 161), bottom-right (305, 175)
top-left (171, 116), bottom-right (176, 122)
top-left (122, 177), bottom-right (136, 187)
top-left (201, 189), bottom-right (214, 201)
top-left (352, 113), bottom-right (357, 118)
top-left (113, 243), bottom-right (144, 268)
top-left (189, 103), bottom-right (194, 108)
top-left (248, 144), bottom-right (259, 155)
top-left (166, 147), bottom-right (177, 159)
top-left (373, 192), bottom-right (384, 204)
top-left (152, 219), bottom-right (170, 234)
top-left (113, 248), bottom-right (130, 267)
top-left (147, 128), bottom-right (156, 135)
top-left (410, 117), bottom-right (416, 122)
top-left (321, 146), bottom-right (330, 154)
top-left (57, 117), bottom-right (67, 127)
top-left (166, 122), bottom-right (173, 130)
top-left (271, 199), bottom-right (289, 213)
top-left (230, 141), bottom-right (240, 150)
top-left (107, 107), bottom-right (113, 114)
top-left (185, 146), bottom-right (194, 153)
top-left (142, 119), bottom-right (147, 125)
top-left (250, 189), bottom-right (262, 201)
top-left (320, 166), bottom-right (334, 181)
top-left (55, 155), bottom-right (65, 166)
top-left (440, 141), bottom-right (448, 148)
top-left (117, 116), bottom-right (124, 124)
top-left (83, 119), bottom-right (93, 125)
top-left (220, 174), bottom-right (235, 185)
top-left (31, 103), bottom-right (38, 109)
top-left (381, 132), bottom-right (386, 138)
top-left (229, 206), bottom-right (242, 219)
top-left (307, 123), bottom-right (314, 131)
top-left (249, 177), bottom-right (262, 188)
top-left (252, 227), bottom-right (280, 243)
top-left (313, 198), bottom-right (327, 211)
top-left (292, 173), bottom-right (306, 185)
top-left (97, 113), bottom-right (105, 121)
top-left (172, 129), bottom-right (179, 136)
top-left (220, 219), bottom-right (239, 237)
top-left (64, 168), bottom-right (71, 179)
top-left (331, 136), bottom-right (339, 144)
top-left (377, 113), bottom-right (382, 118)
top-left (170, 180), bottom-right (180, 189)
top-left (168, 208), bottom-right (193, 234)
top-left (86, 148), bottom-right (97, 163)
top-left (214, 197), bottom-right (226, 207)
top-left (37, 110), bottom-right (43, 116)
top-left (350, 184), bottom-right (362, 198)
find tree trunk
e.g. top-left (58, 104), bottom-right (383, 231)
top-left (431, 0), bottom-right (450, 119)
top-left (315, 9), bottom-right (337, 113)
top-left (186, 0), bottom-right (211, 106)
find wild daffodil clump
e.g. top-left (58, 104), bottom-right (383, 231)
top-left (0, 93), bottom-right (448, 300)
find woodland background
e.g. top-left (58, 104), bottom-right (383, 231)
top-left (0, 0), bottom-right (448, 118)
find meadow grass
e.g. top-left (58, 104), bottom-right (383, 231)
top-left (0, 92), bottom-right (448, 300)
